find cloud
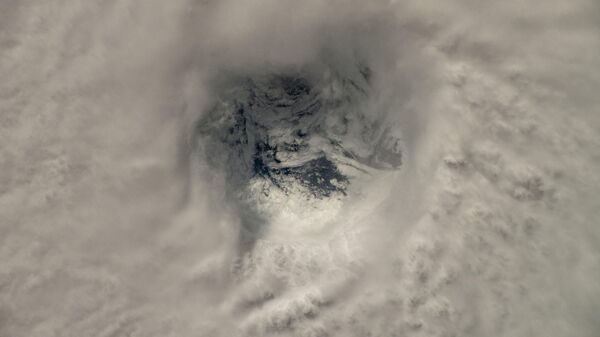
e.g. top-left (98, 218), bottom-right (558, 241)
top-left (1, 1), bottom-right (599, 336)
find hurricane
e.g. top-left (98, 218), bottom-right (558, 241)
top-left (1, 1), bottom-right (599, 337)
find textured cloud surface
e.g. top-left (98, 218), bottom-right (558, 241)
top-left (1, 1), bottom-right (600, 336)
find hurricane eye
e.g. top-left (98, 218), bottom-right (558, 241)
top-left (281, 77), bottom-right (311, 97)
top-left (195, 66), bottom-right (403, 212)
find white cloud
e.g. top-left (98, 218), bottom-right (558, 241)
top-left (1, 1), bottom-right (599, 336)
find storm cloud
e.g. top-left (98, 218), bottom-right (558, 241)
top-left (1, 1), bottom-right (599, 336)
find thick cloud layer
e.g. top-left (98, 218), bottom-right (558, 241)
top-left (1, 1), bottom-right (599, 336)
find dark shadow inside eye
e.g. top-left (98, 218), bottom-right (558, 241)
top-left (246, 75), bottom-right (349, 198)
top-left (280, 77), bottom-right (311, 97)
top-left (195, 65), bottom-right (402, 206)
